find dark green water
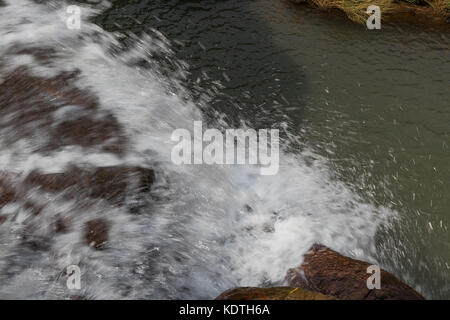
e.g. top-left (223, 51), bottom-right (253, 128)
top-left (84, 0), bottom-right (449, 298)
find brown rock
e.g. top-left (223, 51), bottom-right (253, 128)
top-left (24, 170), bottom-right (80, 194)
top-left (1, 173), bottom-right (43, 216)
top-left (0, 67), bottom-right (126, 155)
top-left (86, 166), bottom-right (155, 203)
top-left (48, 114), bottom-right (126, 155)
top-left (24, 165), bottom-right (155, 207)
top-left (23, 201), bottom-right (44, 216)
top-left (286, 244), bottom-right (424, 300)
top-left (0, 215), bottom-right (7, 224)
top-left (216, 287), bottom-right (337, 300)
top-left (55, 216), bottom-right (71, 233)
top-left (84, 218), bottom-right (109, 250)
top-left (0, 178), bottom-right (16, 209)
top-left (0, 172), bottom-right (20, 209)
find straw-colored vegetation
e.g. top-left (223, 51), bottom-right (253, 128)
top-left (293, 0), bottom-right (450, 24)
top-left (425, 0), bottom-right (450, 17)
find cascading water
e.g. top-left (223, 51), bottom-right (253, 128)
top-left (0, 0), bottom-right (395, 299)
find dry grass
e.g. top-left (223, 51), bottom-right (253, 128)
top-left (308, 0), bottom-right (394, 24)
top-left (304, 0), bottom-right (450, 23)
top-left (425, 0), bottom-right (450, 17)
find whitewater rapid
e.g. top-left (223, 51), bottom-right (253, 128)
top-left (0, 0), bottom-right (394, 299)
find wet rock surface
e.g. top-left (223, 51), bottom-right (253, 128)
top-left (0, 54), bottom-right (156, 258)
top-left (217, 245), bottom-right (425, 300)
top-left (24, 165), bottom-right (155, 207)
top-left (54, 216), bottom-right (72, 234)
top-left (286, 244), bottom-right (425, 300)
top-left (0, 173), bottom-right (17, 208)
top-left (0, 68), bottom-right (127, 155)
top-left (217, 286), bottom-right (337, 300)
top-left (85, 218), bottom-right (110, 250)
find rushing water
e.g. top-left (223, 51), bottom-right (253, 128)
top-left (0, 0), bottom-right (448, 299)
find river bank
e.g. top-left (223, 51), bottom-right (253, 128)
top-left (289, 0), bottom-right (450, 26)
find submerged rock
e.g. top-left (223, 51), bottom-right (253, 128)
top-left (55, 216), bottom-right (72, 234)
top-left (0, 68), bottom-right (127, 156)
top-left (286, 244), bottom-right (424, 300)
top-left (0, 174), bottom-right (16, 209)
top-left (84, 218), bottom-right (110, 250)
top-left (24, 165), bottom-right (155, 209)
top-left (0, 165), bottom-right (155, 250)
top-left (217, 287), bottom-right (337, 300)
